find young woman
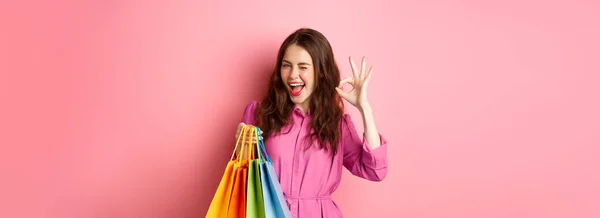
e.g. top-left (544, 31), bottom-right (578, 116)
top-left (236, 28), bottom-right (388, 218)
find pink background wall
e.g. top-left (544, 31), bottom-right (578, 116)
top-left (2, 0), bottom-right (599, 217)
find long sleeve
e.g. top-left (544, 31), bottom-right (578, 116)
top-left (241, 101), bottom-right (258, 125)
top-left (341, 114), bottom-right (388, 181)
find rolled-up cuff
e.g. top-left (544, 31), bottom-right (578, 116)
top-left (361, 133), bottom-right (388, 170)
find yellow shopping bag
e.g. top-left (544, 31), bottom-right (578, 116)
top-left (206, 125), bottom-right (257, 218)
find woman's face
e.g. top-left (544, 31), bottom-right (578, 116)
top-left (280, 44), bottom-right (316, 111)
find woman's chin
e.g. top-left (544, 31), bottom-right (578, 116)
top-left (289, 95), bottom-right (309, 104)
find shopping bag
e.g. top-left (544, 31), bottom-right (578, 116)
top-left (246, 126), bottom-right (266, 218)
top-left (206, 125), bottom-right (253, 218)
top-left (256, 127), bottom-right (292, 218)
top-left (227, 158), bottom-right (248, 218)
top-left (204, 159), bottom-right (236, 217)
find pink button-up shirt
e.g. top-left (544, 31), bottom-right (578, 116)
top-left (241, 101), bottom-right (388, 218)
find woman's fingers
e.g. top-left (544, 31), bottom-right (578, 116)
top-left (349, 56), bottom-right (360, 81)
top-left (235, 122), bottom-right (245, 136)
top-left (235, 123), bottom-right (264, 145)
top-left (361, 56), bottom-right (366, 79)
top-left (339, 77), bottom-right (354, 87)
top-left (235, 122), bottom-right (264, 144)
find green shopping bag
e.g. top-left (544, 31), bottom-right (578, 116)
top-left (246, 126), bottom-right (266, 218)
top-left (256, 127), bottom-right (292, 218)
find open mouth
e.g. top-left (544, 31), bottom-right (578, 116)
top-left (289, 83), bottom-right (305, 96)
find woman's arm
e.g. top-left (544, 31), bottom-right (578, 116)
top-left (360, 104), bottom-right (381, 150)
top-left (337, 56), bottom-right (388, 181)
top-left (341, 114), bottom-right (388, 181)
top-left (236, 101), bottom-right (260, 143)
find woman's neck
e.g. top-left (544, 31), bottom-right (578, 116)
top-left (295, 102), bottom-right (310, 116)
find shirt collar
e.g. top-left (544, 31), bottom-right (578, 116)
top-left (293, 105), bottom-right (311, 117)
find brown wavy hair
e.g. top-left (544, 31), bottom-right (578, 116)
top-left (255, 28), bottom-right (344, 155)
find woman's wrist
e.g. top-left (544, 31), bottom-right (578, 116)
top-left (358, 102), bottom-right (372, 114)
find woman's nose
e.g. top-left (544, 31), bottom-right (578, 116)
top-left (290, 66), bottom-right (300, 78)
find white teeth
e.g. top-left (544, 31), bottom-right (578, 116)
top-left (290, 84), bottom-right (304, 87)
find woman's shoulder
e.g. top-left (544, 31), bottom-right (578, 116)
top-left (340, 113), bottom-right (356, 129)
